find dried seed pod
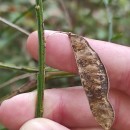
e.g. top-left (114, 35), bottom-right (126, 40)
top-left (68, 33), bottom-right (114, 130)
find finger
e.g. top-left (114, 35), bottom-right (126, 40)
top-left (20, 118), bottom-right (70, 130)
top-left (27, 30), bottom-right (130, 95)
top-left (0, 87), bottom-right (130, 130)
top-left (27, 30), bottom-right (77, 73)
top-left (20, 118), bottom-right (101, 130)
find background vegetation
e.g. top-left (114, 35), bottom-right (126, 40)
top-left (0, 0), bottom-right (130, 129)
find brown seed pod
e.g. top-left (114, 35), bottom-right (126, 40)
top-left (68, 33), bottom-right (114, 130)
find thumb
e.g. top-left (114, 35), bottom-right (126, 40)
top-left (20, 118), bottom-right (70, 130)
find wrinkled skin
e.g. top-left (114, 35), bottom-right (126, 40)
top-left (0, 30), bottom-right (130, 130)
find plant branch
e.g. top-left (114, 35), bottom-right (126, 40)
top-left (0, 71), bottom-right (75, 104)
top-left (35, 0), bottom-right (45, 117)
top-left (0, 17), bottom-right (30, 36)
top-left (0, 79), bottom-right (36, 105)
top-left (0, 62), bottom-right (38, 73)
top-left (0, 73), bottom-right (35, 89)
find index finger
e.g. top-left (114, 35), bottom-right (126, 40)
top-left (27, 30), bottom-right (130, 93)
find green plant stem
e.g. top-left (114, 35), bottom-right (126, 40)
top-left (0, 62), bottom-right (37, 73)
top-left (35, 0), bottom-right (45, 117)
top-left (0, 71), bottom-right (74, 90)
top-left (103, 0), bottom-right (113, 42)
top-left (0, 17), bottom-right (30, 36)
top-left (0, 62), bottom-right (74, 76)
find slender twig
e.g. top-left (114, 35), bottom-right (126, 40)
top-left (0, 80), bottom-right (36, 105)
top-left (35, 0), bottom-right (45, 117)
top-left (0, 17), bottom-right (30, 36)
top-left (0, 72), bottom-right (75, 104)
top-left (0, 62), bottom-right (73, 76)
top-left (0, 62), bottom-right (38, 73)
top-left (0, 73), bottom-right (35, 89)
top-left (0, 71), bottom-right (74, 89)
top-left (103, 0), bottom-right (113, 41)
top-left (46, 71), bottom-right (75, 80)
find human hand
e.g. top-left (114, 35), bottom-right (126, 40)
top-left (0, 30), bottom-right (130, 130)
